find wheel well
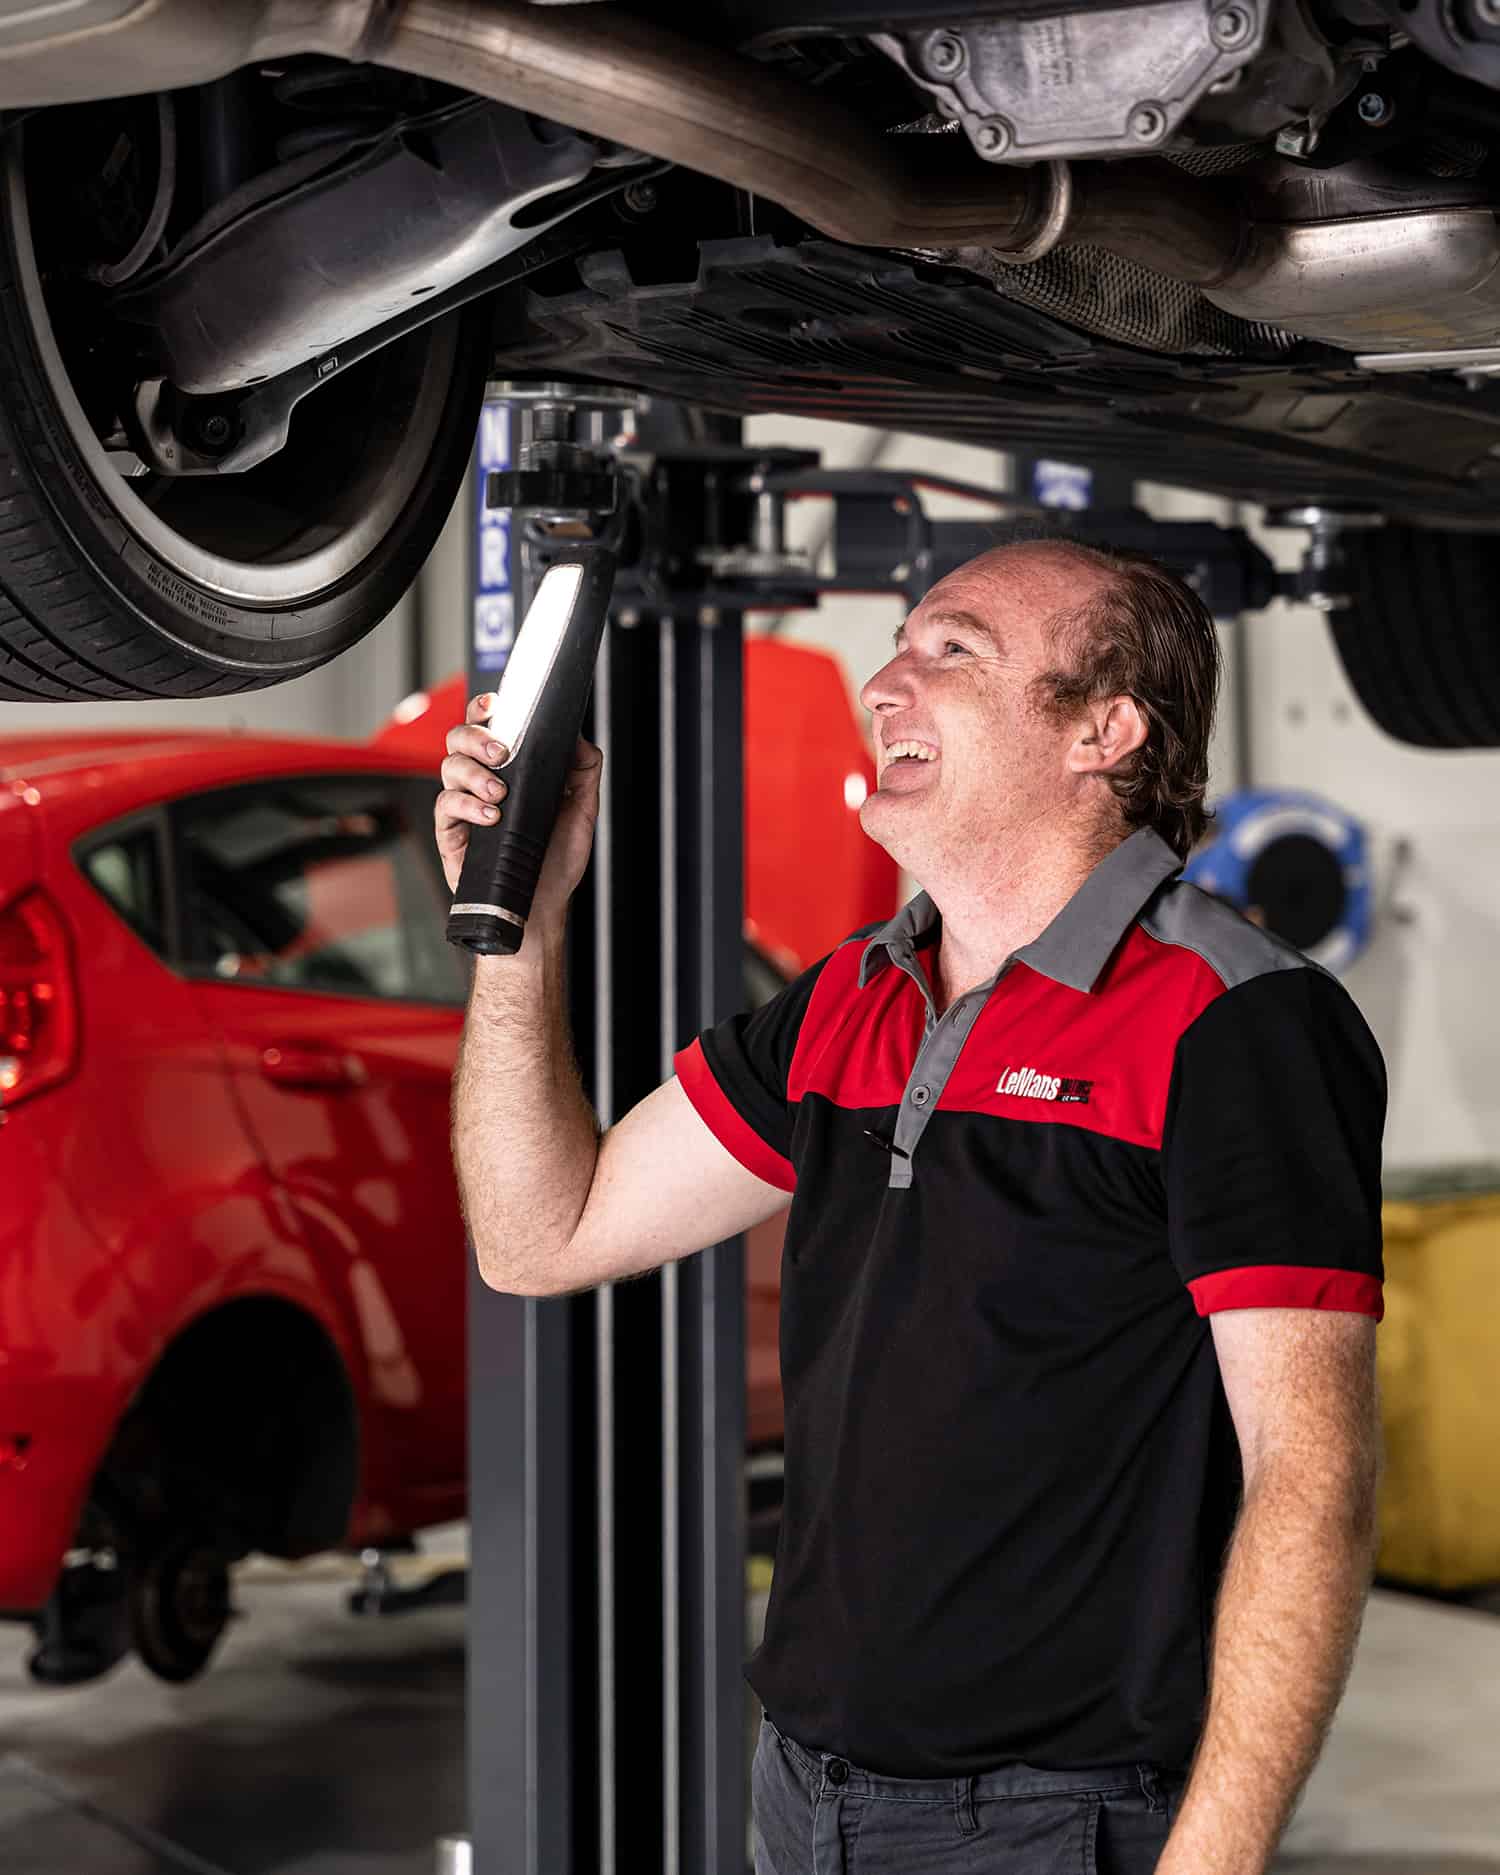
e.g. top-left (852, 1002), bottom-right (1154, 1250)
top-left (115, 1299), bottom-right (359, 1560)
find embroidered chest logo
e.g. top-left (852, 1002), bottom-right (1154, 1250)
top-left (996, 1065), bottom-right (1094, 1105)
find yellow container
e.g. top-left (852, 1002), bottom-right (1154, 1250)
top-left (1377, 1194), bottom-right (1500, 1591)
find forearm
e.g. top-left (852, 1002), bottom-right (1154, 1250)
top-left (1159, 1456), bottom-right (1378, 1875)
top-left (452, 924), bottom-right (601, 1292)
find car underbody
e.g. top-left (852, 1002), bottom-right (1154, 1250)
top-left (5, 0), bottom-right (1500, 707)
top-left (9, 0), bottom-right (1500, 521)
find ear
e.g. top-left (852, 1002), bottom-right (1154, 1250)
top-left (1066, 694), bottom-right (1148, 775)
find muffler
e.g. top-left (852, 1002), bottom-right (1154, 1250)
top-left (1201, 206), bottom-right (1500, 351)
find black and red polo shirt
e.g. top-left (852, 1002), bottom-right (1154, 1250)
top-left (675, 827), bottom-right (1386, 1780)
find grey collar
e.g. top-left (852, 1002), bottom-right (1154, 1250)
top-left (857, 827), bottom-right (1184, 996)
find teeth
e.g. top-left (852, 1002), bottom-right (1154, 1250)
top-left (886, 740), bottom-right (938, 762)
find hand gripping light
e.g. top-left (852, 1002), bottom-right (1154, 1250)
top-left (446, 546), bottom-right (616, 955)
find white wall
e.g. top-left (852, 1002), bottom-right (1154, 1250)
top-left (1234, 515), bottom-right (1500, 1174)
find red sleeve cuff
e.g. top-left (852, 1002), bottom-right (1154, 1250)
top-left (1187, 1264), bottom-right (1384, 1322)
top-left (674, 1038), bottom-right (796, 1192)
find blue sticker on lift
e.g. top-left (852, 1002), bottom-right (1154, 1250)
top-left (1032, 459), bottom-right (1093, 511)
top-left (473, 403), bottom-right (515, 675)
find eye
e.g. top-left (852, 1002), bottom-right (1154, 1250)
top-left (945, 640), bottom-right (971, 657)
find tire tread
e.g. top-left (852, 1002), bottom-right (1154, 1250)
top-left (1332, 527), bottom-right (1500, 748)
top-left (0, 193), bottom-right (488, 703)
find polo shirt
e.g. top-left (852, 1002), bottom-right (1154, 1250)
top-left (674, 827), bottom-right (1386, 1779)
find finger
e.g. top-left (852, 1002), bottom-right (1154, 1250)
top-left (440, 753), bottom-right (509, 801)
top-left (446, 722), bottom-right (510, 765)
top-left (563, 749), bottom-right (605, 805)
top-left (467, 691), bottom-right (496, 724)
top-left (436, 786), bottom-right (502, 829)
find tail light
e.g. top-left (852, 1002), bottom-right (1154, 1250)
top-left (0, 889), bottom-right (77, 1107)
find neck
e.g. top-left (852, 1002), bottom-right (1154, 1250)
top-left (924, 814), bottom-right (1125, 1010)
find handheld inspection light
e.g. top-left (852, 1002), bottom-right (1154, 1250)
top-left (446, 545), bottom-right (617, 956)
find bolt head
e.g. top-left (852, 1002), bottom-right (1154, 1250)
top-left (923, 30), bottom-right (966, 77)
top-left (974, 116), bottom-right (1013, 156)
top-left (1210, 4), bottom-right (1254, 48)
top-left (1128, 103), bottom-right (1168, 143)
top-left (1476, 0), bottom-right (1500, 24)
top-left (1356, 90), bottom-right (1391, 125)
top-left (622, 180), bottom-right (658, 214)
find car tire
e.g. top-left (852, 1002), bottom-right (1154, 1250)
top-left (0, 115), bottom-right (490, 704)
top-left (128, 1534), bottom-right (234, 1684)
top-left (1331, 526), bottom-right (1500, 747)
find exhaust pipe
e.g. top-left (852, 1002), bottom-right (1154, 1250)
top-left (350, 2), bottom-right (1500, 349)
top-left (355, 1), bottom-right (1244, 279)
top-left (0, 0), bottom-right (1243, 282)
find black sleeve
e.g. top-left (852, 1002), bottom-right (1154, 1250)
top-left (673, 953), bottom-right (829, 1189)
top-left (1162, 967), bottom-right (1387, 1317)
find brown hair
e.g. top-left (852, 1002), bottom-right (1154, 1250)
top-left (1028, 541), bottom-right (1222, 858)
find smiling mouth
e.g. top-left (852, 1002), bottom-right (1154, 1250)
top-left (882, 738), bottom-right (940, 773)
top-left (880, 751), bottom-right (940, 784)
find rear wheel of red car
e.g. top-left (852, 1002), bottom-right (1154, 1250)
top-left (29, 1304), bottom-right (358, 1685)
top-left (0, 106), bottom-right (490, 703)
top-left (129, 1535), bottom-right (235, 1684)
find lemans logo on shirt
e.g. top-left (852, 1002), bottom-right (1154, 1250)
top-left (996, 1065), bottom-right (1094, 1105)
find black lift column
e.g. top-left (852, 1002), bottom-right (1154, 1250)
top-left (463, 393), bottom-right (748, 1875)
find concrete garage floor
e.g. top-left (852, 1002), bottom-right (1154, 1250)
top-left (0, 1569), bottom-right (1495, 1875)
top-left (0, 1553), bottom-right (467, 1875)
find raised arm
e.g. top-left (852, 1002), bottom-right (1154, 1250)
top-left (439, 695), bottom-right (789, 1297)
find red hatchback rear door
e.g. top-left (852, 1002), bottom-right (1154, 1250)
top-left (167, 769), bottom-right (469, 1531)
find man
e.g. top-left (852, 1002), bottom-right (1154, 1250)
top-left (437, 541), bottom-right (1385, 1875)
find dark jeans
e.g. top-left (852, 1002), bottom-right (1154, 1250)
top-left (752, 1713), bottom-right (1183, 1875)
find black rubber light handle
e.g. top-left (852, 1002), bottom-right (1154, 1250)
top-left (447, 546), bottom-right (617, 956)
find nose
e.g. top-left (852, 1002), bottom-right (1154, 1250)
top-left (860, 650), bottom-right (913, 717)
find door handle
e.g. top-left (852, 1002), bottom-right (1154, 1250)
top-left (259, 1044), bottom-right (368, 1090)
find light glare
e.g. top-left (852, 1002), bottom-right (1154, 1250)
top-left (487, 562), bottom-right (586, 762)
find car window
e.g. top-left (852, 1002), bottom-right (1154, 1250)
top-left (79, 824), bottom-right (167, 956)
top-left (172, 775), bottom-right (466, 1005)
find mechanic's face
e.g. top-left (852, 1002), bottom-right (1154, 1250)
top-left (857, 551), bottom-right (1105, 879)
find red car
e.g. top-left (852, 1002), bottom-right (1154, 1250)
top-left (0, 648), bottom-right (889, 1687)
top-left (1, 707), bottom-right (476, 1686)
